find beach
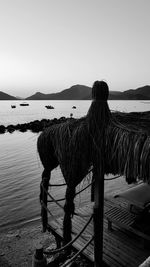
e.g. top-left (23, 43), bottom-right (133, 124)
top-left (0, 219), bottom-right (94, 267)
top-left (0, 221), bottom-right (56, 267)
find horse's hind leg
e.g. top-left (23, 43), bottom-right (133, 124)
top-left (40, 169), bottom-right (51, 232)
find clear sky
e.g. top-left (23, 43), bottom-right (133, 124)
top-left (0, 0), bottom-right (150, 97)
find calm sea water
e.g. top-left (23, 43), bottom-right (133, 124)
top-left (0, 100), bottom-right (149, 230)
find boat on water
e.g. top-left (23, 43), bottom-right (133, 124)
top-left (20, 102), bottom-right (29, 106)
top-left (72, 106), bottom-right (76, 109)
top-left (11, 105), bottom-right (16, 108)
top-left (45, 105), bottom-right (54, 109)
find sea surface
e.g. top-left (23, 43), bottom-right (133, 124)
top-left (0, 100), bottom-right (150, 230)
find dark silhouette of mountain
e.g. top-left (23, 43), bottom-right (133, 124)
top-left (0, 91), bottom-right (18, 100)
top-left (25, 84), bottom-right (150, 100)
top-left (123, 85), bottom-right (150, 100)
top-left (26, 85), bottom-right (91, 100)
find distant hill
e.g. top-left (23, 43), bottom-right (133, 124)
top-left (26, 84), bottom-right (150, 100)
top-left (0, 91), bottom-right (18, 100)
top-left (26, 85), bottom-right (91, 100)
top-left (123, 85), bottom-right (150, 100)
top-left (0, 84), bottom-right (149, 100)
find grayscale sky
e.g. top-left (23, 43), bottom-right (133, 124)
top-left (0, 0), bottom-right (150, 97)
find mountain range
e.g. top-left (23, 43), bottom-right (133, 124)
top-left (0, 85), bottom-right (150, 100)
top-left (0, 91), bottom-right (18, 100)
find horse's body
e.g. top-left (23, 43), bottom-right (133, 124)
top-left (37, 117), bottom-right (92, 187)
top-left (37, 81), bottom-right (111, 244)
top-left (37, 117), bottom-right (94, 244)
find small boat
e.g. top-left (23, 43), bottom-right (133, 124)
top-left (45, 105), bottom-right (54, 109)
top-left (11, 105), bottom-right (16, 108)
top-left (20, 102), bottom-right (29, 106)
top-left (72, 106), bottom-right (76, 109)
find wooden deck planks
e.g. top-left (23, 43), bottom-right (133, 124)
top-left (47, 200), bottom-right (150, 267)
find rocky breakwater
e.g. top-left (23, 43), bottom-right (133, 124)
top-left (0, 117), bottom-right (69, 134)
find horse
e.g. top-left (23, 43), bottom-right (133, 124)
top-left (37, 80), bottom-right (111, 245)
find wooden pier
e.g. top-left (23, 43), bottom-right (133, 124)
top-left (47, 198), bottom-right (150, 267)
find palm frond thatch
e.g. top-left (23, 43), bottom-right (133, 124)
top-left (38, 108), bottom-right (150, 186)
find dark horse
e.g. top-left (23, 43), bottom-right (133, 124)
top-left (37, 81), bottom-right (111, 245)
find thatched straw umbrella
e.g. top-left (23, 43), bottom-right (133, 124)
top-left (37, 80), bottom-right (150, 249)
top-left (106, 113), bottom-right (150, 184)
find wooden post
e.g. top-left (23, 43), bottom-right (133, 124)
top-left (91, 81), bottom-right (109, 266)
top-left (93, 160), bottom-right (104, 266)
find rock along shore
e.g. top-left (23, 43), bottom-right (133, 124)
top-left (0, 117), bottom-right (70, 134)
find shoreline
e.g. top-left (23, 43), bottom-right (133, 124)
top-left (0, 216), bottom-right (41, 234)
top-left (0, 220), bottom-right (56, 267)
top-left (1, 109), bottom-right (150, 134)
